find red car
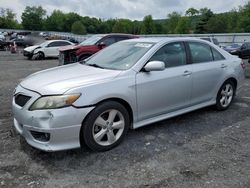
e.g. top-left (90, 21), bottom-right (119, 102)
top-left (59, 33), bottom-right (138, 65)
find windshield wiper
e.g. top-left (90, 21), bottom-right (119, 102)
top-left (86, 63), bottom-right (104, 69)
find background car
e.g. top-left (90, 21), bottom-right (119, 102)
top-left (59, 33), bottom-right (138, 65)
top-left (23, 40), bottom-right (74, 60)
top-left (235, 42), bottom-right (250, 59)
top-left (0, 39), bottom-right (8, 50)
top-left (223, 43), bottom-right (241, 54)
top-left (0, 34), bottom-right (5, 41)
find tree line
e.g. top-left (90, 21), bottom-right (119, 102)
top-left (1, 1), bottom-right (250, 35)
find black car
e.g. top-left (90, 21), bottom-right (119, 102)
top-left (0, 40), bottom-right (8, 50)
top-left (236, 42), bottom-right (250, 59)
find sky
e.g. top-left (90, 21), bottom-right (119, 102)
top-left (0, 0), bottom-right (249, 21)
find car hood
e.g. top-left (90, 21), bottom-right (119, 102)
top-left (59, 44), bottom-right (81, 52)
top-left (59, 44), bottom-right (97, 52)
top-left (20, 63), bottom-right (122, 95)
top-left (24, 45), bottom-right (40, 52)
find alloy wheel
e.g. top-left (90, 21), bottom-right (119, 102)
top-left (92, 109), bottom-right (125, 146)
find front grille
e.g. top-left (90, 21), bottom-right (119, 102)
top-left (15, 94), bottom-right (31, 107)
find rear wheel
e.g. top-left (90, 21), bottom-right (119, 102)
top-left (216, 80), bottom-right (235, 110)
top-left (82, 101), bottom-right (129, 151)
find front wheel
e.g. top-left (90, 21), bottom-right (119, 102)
top-left (216, 80), bottom-right (235, 110)
top-left (36, 51), bottom-right (45, 60)
top-left (82, 101), bottom-right (130, 151)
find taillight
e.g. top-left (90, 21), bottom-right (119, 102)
top-left (241, 60), bottom-right (246, 69)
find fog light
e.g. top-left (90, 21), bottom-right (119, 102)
top-left (30, 131), bottom-right (50, 142)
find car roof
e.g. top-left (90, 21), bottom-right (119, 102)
top-left (92, 33), bottom-right (136, 37)
top-left (47, 40), bottom-right (72, 43)
top-left (121, 37), bottom-right (207, 44)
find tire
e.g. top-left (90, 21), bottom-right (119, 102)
top-left (216, 80), bottom-right (236, 111)
top-left (36, 51), bottom-right (45, 60)
top-left (27, 55), bottom-right (33, 60)
top-left (82, 101), bottom-right (130, 151)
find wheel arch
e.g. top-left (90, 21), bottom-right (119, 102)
top-left (79, 97), bottom-right (134, 147)
top-left (224, 77), bottom-right (237, 90)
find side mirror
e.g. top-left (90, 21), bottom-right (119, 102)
top-left (143, 61), bottom-right (165, 72)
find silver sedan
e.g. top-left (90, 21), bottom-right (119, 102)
top-left (12, 37), bottom-right (245, 152)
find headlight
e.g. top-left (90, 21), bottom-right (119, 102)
top-left (29, 94), bottom-right (80, 110)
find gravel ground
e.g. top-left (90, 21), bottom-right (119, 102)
top-left (0, 50), bottom-right (250, 188)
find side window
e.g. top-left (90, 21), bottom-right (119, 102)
top-left (59, 41), bottom-right (71, 46)
top-left (101, 37), bottom-right (116, 46)
top-left (149, 42), bottom-right (187, 68)
top-left (241, 44), bottom-right (246, 50)
top-left (115, 36), bottom-right (130, 42)
top-left (48, 42), bottom-right (56, 47)
top-left (188, 42), bottom-right (213, 63)
top-left (211, 47), bottom-right (225, 61)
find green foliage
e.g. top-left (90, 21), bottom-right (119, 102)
top-left (71, 21), bottom-right (86, 34)
top-left (2, 2), bottom-right (250, 34)
top-left (45, 10), bottom-right (65, 31)
top-left (141, 15), bottom-right (155, 34)
top-left (166, 12), bottom-right (181, 33)
top-left (64, 12), bottom-right (82, 32)
top-left (239, 2), bottom-right (250, 32)
top-left (195, 8), bottom-right (213, 33)
top-left (0, 8), bottom-right (21, 29)
top-left (21, 6), bottom-right (46, 30)
top-left (112, 19), bottom-right (133, 33)
top-left (175, 17), bottom-right (190, 34)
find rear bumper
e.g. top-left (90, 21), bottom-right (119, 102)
top-left (59, 51), bottom-right (78, 66)
top-left (12, 85), bottom-right (95, 151)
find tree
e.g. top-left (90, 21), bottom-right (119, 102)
top-left (64, 12), bottom-right (82, 32)
top-left (21, 6), bottom-right (46, 30)
top-left (239, 2), bottom-right (250, 32)
top-left (166, 12), bottom-right (181, 33)
top-left (45, 10), bottom-right (65, 31)
top-left (185, 8), bottom-right (199, 17)
top-left (175, 17), bottom-right (190, 34)
top-left (0, 8), bottom-right (20, 29)
top-left (141, 15), bottom-right (155, 34)
top-left (112, 19), bottom-right (133, 33)
top-left (206, 14), bottom-right (228, 33)
top-left (71, 21), bottom-right (86, 34)
top-left (195, 8), bottom-right (214, 33)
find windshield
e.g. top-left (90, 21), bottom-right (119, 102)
top-left (39, 41), bottom-right (49, 47)
top-left (80, 35), bottom-right (103, 45)
top-left (85, 41), bottom-right (154, 70)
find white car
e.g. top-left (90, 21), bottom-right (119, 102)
top-left (23, 40), bottom-right (74, 60)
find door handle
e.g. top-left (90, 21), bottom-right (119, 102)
top-left (183, 70), bottom-right (192, 76)
top-left (221, 64), bottom-right (227, 68)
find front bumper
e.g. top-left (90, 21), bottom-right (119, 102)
top-left (23, 50), bottom-right (33, 57)
top-left (12, 85), bottom-right (94, 151)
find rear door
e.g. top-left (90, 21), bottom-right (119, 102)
top-left (136, 42), bottom-right (193, 121)
top-left (187, 41), bottom-right (226, 105)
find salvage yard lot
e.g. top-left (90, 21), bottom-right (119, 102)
top-left (0, 50), bottom-right (250, 188)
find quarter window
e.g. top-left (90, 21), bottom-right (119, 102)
top-left (149, 42), bottom-right (187, 68)
top-left (188, 42), bottom-right (213, 63)
top-left (211, 47), bottom-right (225, 61)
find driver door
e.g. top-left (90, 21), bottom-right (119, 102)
top-left (136, 42), bottom-right (192, 121)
